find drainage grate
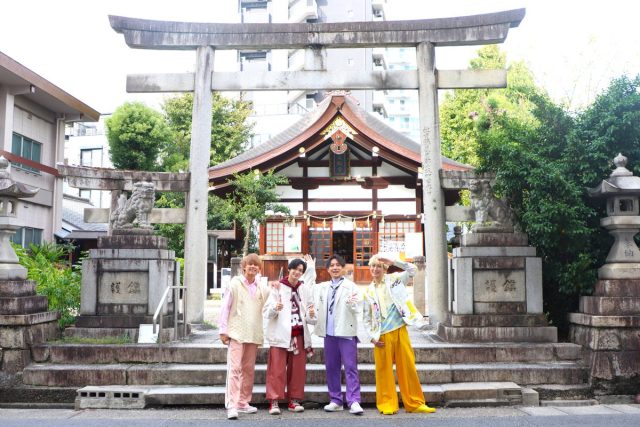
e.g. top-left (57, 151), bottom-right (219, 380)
top-left (76, 387), bottom-right (146, 409)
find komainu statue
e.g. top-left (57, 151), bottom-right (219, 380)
top-left (110, 181), bottom-right (155, 230)
top-left (468, 178), bottom-right (515, 232)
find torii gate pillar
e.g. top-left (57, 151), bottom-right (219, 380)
top-left (417, 42), bottom-right (448, 325)
top-left (184, 46), bottom-right (215, 323)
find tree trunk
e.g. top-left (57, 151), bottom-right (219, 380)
top-left (242, 219), bottom-right (251, 255)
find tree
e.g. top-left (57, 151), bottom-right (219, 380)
top-left (154, 92), bottom-right (254, 254)
top-left (440, 45), bottom-right (540, 167)
top-left (566, 75), bottom-right (640, 186)
top-left (161, 92), bottom-right (254, 171)
top-left (105, 102), bottom-right (172, 170)
top-left (155, 192), bottom-right (234, 258)
top-left (219, 170), bottom-right (290, 255)
top-left (439, 45), bottom-right (601, 336)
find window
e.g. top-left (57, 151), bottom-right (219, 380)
top-left (240, 0), bottom-right (270, 23)
top-left (355, 220), bottom-right (374, 267)
top-left (265, 222), bottom-right (285, 254)
top-left (79, 189), bottom-right (92, 200)
top-left (11, 133), bottom-right (42, 173)
top-left (239, 51), bottom-right (269, 71)
top-left (80, 148), bottom-right (103, 167)
top-left (309, 220), bottom-right (332, 265)
top-left (379, 220), bottom-right (416, 256)
top-left (11, 227), bottom-right (43, 248)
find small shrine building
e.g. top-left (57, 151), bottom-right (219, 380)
top-left (209, 93), bottom-right (470, 283)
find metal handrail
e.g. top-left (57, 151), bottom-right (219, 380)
top-left (152, 260), bottom-right (187, 344)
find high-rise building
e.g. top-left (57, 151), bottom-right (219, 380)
top-left (383, 46), bottom-right (420, 142)
top-left (237, 0), bottom-right (388, 147)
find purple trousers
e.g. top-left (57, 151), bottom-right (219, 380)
top-left (324, 335), bottom-right (361, 405)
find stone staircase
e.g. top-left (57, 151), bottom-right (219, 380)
top-left (12, 327), bottom-right (591, 409)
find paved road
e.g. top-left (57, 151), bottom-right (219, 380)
top-left (1, 405), bottom-right (639, 426)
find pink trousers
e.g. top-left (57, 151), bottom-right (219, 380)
top-left (225, 339), bottom-right (259, 409)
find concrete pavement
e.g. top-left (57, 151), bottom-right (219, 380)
top-left (1, 404), bottom-right (639, 426)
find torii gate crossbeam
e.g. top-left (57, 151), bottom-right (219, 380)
top-left (110, 8), bottom-right (525, 325)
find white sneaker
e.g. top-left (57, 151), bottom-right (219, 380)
top-left (227, 408), bottom-right (238, 420)
top-left (324, 401), bottom-right (344, 412)
top-left (349, 402), bottom-right (364, 415)
top-left (237, 405), bottom-right (257, 414)
top-left (269, 400), bottom-right (281, 415)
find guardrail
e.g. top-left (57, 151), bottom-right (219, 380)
top-left (152, 260), bottom-right (187, 343)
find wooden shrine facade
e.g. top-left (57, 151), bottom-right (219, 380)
top-left (209, 93), bottom-right (470, 283)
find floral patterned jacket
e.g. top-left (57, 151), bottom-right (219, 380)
top-left (362, 260), bottom-right (422, 342)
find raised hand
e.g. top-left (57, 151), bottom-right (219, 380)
top-left (307, 303), bottom-right (315, 318)
top-left (275, 293), bottom-right (284, 311)
top-left (346, 292), bottom-right (359, 304)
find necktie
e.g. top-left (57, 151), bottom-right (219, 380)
top-left (328, 279), bottom-right (343, 315)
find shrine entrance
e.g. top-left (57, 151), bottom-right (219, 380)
top-left (110, 9), bottom-right (523, 323)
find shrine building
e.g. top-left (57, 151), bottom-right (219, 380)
top-left (209, 93), bottom-right (470, 283)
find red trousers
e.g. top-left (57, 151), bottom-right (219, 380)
top-left (265, 335), bottom-right (306, 401)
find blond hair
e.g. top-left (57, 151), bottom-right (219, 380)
top-left (241, 253), bottom-right (263, 270)
top-left (368, 254), bottom-right (389, 270)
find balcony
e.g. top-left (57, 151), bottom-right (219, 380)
top-left (288, 0), bottom-right (318, 23)
top-left (372, 92), bottom-right (388, 118)
top-left (372, 48), bottom-right (387, 70)
top-left (372, 0), bottom-right (386, 21)
top-left (287, 49), bottom-right (306, 71)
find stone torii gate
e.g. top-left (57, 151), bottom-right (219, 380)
top-left (110, 9), bottom-right (525, 324)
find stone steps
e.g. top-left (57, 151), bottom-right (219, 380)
top-left (31, 342), bottom-right (583, 365)
top-left (75, 382), bottom-right (523, 408)
top-left (437, 324), bottom-right (558, 342)
top-left (23, 361), bottom-right (586, 387)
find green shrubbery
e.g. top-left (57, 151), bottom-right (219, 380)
top-left (14, 242), bottom-right (81, 329)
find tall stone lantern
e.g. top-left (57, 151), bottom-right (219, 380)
top-left (569, 153), bottom-right (640, 394)
top-left (0, 156), bottom-right (38, 280)
top-left (587, 153), bottom-right (640, 279)
top-left (0, 156), bottom-right (59, 374)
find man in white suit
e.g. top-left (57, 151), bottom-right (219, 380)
top-left (310, 254), bottom-right (364, 415)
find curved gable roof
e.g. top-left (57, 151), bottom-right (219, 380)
top-left (209, 93), bottom-right (470, 183)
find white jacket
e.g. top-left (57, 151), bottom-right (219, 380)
top-left (362, 260), bottom-right (422, 342)
top-left (263, 267), bottom-right (316, 349)
top-left (309, 277), bottom-right (361, 338)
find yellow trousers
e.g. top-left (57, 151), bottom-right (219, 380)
top-left (373, 325), bottom-right (425, 413)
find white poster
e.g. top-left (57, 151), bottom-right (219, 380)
top-left (404, 232), bottom-right (424, 258)
top-left (379, 239), bottom-right (404, 260)
top-left (284, 225), bottom-right (302, 253)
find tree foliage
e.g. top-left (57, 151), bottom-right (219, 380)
top-left (105, 101), bottom-right (172, 170)
top-left (155, 192), bottom-right (234, 258)
top-left (438, 46), bottom-right (639, 336)
top-left (217, 170), bottom-right (290, 255)
top-left (14, 242), bottom-right (81, 329)
top-left (161, 92), bottom-right (254, 171)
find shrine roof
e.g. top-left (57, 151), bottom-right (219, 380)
top-left (209, 93), bottom-right (470, 183)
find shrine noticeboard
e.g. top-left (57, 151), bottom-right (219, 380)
top-left (284, 225), bottom-right (302, 253)
top-left (404, 232), bottom-right (424, 258)
top-left (379, 232), bottom-right (424, 260)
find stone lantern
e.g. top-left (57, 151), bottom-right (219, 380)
top-left (0, 155), bottom-right (59, 375)
top-left (0, 156), bottom-right (38, 280)
top-left (569, 153), bottom-right (640, 393)
top-left (587, 153), bottom-right (640, 278)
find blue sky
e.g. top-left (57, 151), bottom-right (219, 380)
top-left (0, 0), bottom-right (637, 113)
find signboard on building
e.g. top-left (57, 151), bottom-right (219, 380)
top-left (284, 225), bottom-right (302, 253)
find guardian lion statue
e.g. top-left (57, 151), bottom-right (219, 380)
top-left (468, 179), bottom-right (515, 232)
top-left (110, 181), bottom-right (155, 230)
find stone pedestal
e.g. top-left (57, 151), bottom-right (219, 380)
top-left (73, 232), bottom-right (177, 338)
top-left (0, 280), bottom-right (59, 373)
top-left (438, 232), bottom-right (557, 342)
top-left (569, 277), bottom-right (640, 394)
